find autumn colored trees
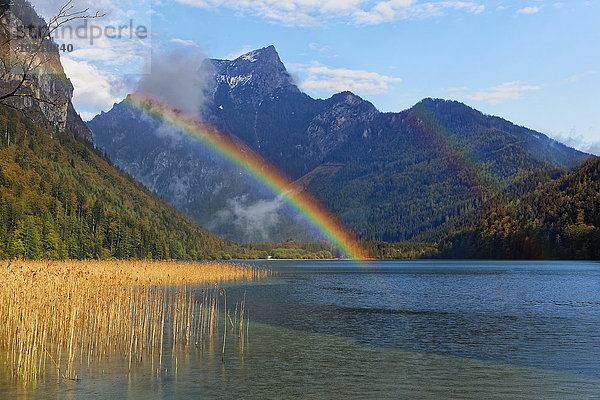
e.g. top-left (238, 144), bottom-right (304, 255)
top-left (0, 106), bottom-right (236, 260)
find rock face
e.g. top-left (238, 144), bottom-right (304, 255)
top-left (209, 45), bottom-right (299, 110)
top-left (0, 1), bottom-right (92, 142)
top-left (89, 46), bottom-right (589, 243)
top-left (200, 46), bottom-right (379, 178)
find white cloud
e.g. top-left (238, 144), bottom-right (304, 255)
top-left (170, 38), bottom-right (200, 47)
top-left (551, 131), bottom-right (600, 156)
top-left (32, 0), bottom-right (117, 21)
top-left (66, 40), bottom-right (148, 67)
top-left (170, 0), bottom-right (485, 26)
top-left (297, 63), bottom-right (401, 95)
top-left (516, 6), bottom-right (542, 15)
top-left (21, 1), bottom-right (150, 120)
top-left (309, 42), bottom-right (331, 53)
top-left (78, 111), bottom-right (101, 121)
top-left (226, 45), bottom-right (256, 60)
top-left (61, 57), bottom-right (122, 114)
top-left (135, 48), bottom-right (212, 117)
top-left (353, 1), bottom-right (484, 24)
top-left (215, 195), bottom-right (286, 242)
top-left (466, 81), bottom-right (542, 105)
top-left (36, 0), bottom-right (153, 78)
top-left (567, 70), bottom-right (597, 83)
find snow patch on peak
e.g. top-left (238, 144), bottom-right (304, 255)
top-left (241, 51), bottom-right (259, 62)
top-left (217, 74), bottom-right (253, 88)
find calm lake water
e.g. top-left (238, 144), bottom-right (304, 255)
top-left (4, 260), bottom-right (600, 399)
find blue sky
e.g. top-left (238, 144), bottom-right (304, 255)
top-left (39, 0), bottom-right (599, 154)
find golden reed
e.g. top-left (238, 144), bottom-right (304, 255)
top-left (0, 260), bottom-right (266, 384)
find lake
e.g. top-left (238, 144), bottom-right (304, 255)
top-left (3, 260), bottom-right (600, 398)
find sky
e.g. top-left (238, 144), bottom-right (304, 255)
top-left (37, 0), bottom-right (599, 155)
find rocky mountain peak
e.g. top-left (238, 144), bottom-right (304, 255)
top-left (208, 45), bottom-right (298, 108)
top-left (327, 91), bottom-right (378, 111)
top-left (234, 45), bottom-right (280, 64)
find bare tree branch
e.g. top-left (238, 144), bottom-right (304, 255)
top-left (0, 1), bottom-right (105, 117)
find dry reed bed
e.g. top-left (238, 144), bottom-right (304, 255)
top-left (0, 260), bottom-right (266, 384)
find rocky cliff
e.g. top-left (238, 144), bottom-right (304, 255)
top-left (0, 0), bottom-right (92, 142)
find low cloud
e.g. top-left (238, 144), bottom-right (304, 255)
top-left (298, 63), bottom-right (402, 95)
top-left (551, 132), bottom-right (600, 156)
top-left (214, 195), bottom-right (286, 242)
top-left (466, 81), bottom-right (542, 105)
top-left (135, 48), bottom-right (214, 116)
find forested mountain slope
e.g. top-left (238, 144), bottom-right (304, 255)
top-left (430, 157), bottom-right (600, 259)
top-left (0, 106), bottom-right (238, 259)
top-left (89, 46), bottom-right (589, 243)
top-left (0, 2), bottom-right (239, 260)
top-left (295, 98), bottom-right (589, 241)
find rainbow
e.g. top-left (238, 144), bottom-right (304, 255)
top-left (128, 93), bottom-right (369, 261)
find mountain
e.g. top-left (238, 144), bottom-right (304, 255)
top-left (430, 157), bottom-right (600, 259)
top-left (88, 46), bottom-right (589, 243)
top-left (0, 2), bottom-right (238, 260)
top-left (297, 98), bottom-right (589, 241)
top-left (200, 46), bottom-right (380, 178)
top-left (88, 94), bottom-right (316, 243)
top-left (89, 46), bottom-right (329, 242)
